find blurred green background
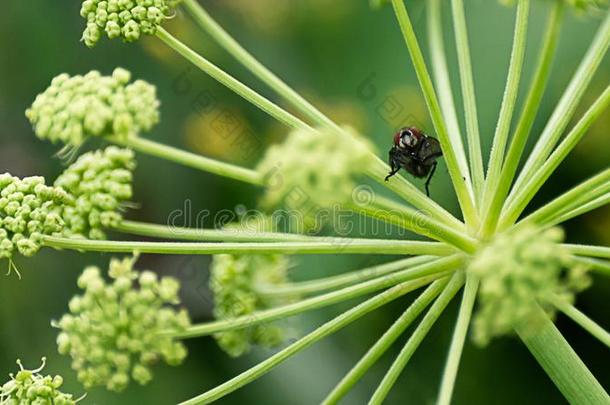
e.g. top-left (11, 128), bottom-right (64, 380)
top-left (0, 0), bottom-right (608, 404)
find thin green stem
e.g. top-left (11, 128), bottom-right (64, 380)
top-left (181, 0), bottom-right (342, 133)
top-left (483, 0), bottom-right (530, 211)
top-left (451, 0), bottom-right (485, 203)
top-left (546, 294), bottom-right (610, 348)
top-left (368, 271), bottom-right (465, 404)
top-left (178, 276), bottom-right (448, 405)
top-left (437, 274), bottom-right (478, 405)
top-left (322, 279), bottom-right (447, 405)
top-left (500, 85), bottom-right (610, 229)
top-left (113, 136), bottom-right (263, 185)
top-left (258, 256), bottom-right (435, 298)
top-left (172, 255), bottom-right (463, 339)
top-left (516, 304), bottom-right (609, 404)
top-left (551, 192), bottom-right (610, 227)
top-left (350, 196), bottom-right (478, 253)
top-left (156, 28), bottom-right (311, 131)
top-left (42, 235), bottom-right (454, 256)
top-left (511, 9), bottom-right (610, 194)
top-left (390, 0), bottom-right (479, 228)
top-left (572, 256), bottom-right (610, 277)
top-left (427, 0), bottom-right (475, 202)
top-left (564, 244), bottom-right (610, 260)
top-left (479, 2), bottom-right (564, 237)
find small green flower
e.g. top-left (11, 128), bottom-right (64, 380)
top-left (79, 0), bottom-right (182, 47)
top-left (0, 357), bottom-right (80, 405)
top-left (257, 127), bottom-right (374, 230)
top-left (26, 68), bottom-right (159, 148)
top-left (55, 147), bottom-right (136, 240)
top-left (55, 256), bottom-right (190, 392)
top-left (469, 226), bottom-right (591, 346)
top-left (0, 174), bottom-right (71, 261)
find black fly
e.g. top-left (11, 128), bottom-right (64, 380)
top-left (385, 127), bottom-right (443, 197)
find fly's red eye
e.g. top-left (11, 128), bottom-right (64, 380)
top-left (393, 132), bottom-right (402, 146)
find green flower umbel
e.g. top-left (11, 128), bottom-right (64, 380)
top-left (55, 256), bottom-right (190, 392)
top-left (55, 147), bottom-right (136, 240)
top-left (26, 68), bottom-right (159, 148)
top-left (469, 226), bottom-right (591, 346)
top-left (80, 0), bottom-right (181, 47)
top-left (0, 358), bottom-right (80, 405)
top-left (210, 253), bottom-right (292, 357)
top-left (0, 174), bottom-right (71, 260)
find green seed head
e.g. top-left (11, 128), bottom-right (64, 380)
top-left (80, 0), bottom-right (182, 47)
top-left (26, 68), bottom-right (159, 147)
top-left (55, 256), bottom-right (190, 392)
top-left (55, 147), bottom-right (136, 240)
top-left (469, 226), bottom-right (591, 346)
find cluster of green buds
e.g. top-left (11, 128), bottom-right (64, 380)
top-left (0, 358), bottom-right (79, 405)
top-left (469, 226), bottom-right (591, 346)
top-left (257, 127), bottom-right (374, 230)
top-left (26, 68), bottom-right (159, 148)
top-left (80, 0), bottom-right (181, 47)
top-left (55, 147), bottom-right (136, 240)
top-left (55, 256), bottom-right (190, 392)
top-left (0, 174), bottom-right (71, 260)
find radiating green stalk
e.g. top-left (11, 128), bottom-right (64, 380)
top-left (514, 169), bottom-right (610, 229)
top-left (427, 0), bottom-right (475, 202)
top-left (484, 0), bottom-right (530, 208)
top-left (551, 192), bottom-right (610, 227)
top-left (516, 304), bottom-right (609, 404)
top-left (572, 256), bottom-right (610, 277)
top-left (451, 0), bottom-right (485, 203)
top-left (322, 280), bottom-right (447, 405)
top-left (42, 236), bottom-right (454, 256)
top-left (258, 256), bottom-right (435, 298)
top-left (546, 294), bottom-right (610, 348)
top-left (390, 0), bottom-right (479, 228)
top-left (350, 196), bottom-right (478, 253)
top-left (181, 0), bottom-right (342, 133)
top-left (113, 136), bottom-right (263, 185)
top-left (437, 274), bottom-right (478, 405)
top-left (564, 244), bottom-right (610, 260)
top-left (511, 9), bottom-right (610, 194)
top-left (172, 255), bottom-right (463, 339)
top-left (156, 28), bottom-right (311, 131)
top-left (500, 85), bottom-right (610, 229)
top-left (179, 276), bottom-right (449, 405)
top-left (479, 2), bottom-right (564, 236)
top-left (368, 271), bottom-right (465, 404)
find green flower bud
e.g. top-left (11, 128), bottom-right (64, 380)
top-left (0, 358), bottom-right (80, 405)
top-left (55, 147), bottom-right (136, 240)
top-left (469, 226), bottom-right (591, 346)
top-left (26, 68), bottom-right (160, 148)
top-left (55, 256), bottom-right (190, 392)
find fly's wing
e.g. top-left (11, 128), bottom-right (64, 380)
top-left (418, 137), bottom-right (442, 164)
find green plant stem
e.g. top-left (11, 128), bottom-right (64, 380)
top-left (369, 271), bottom-right (465, 404)
top-left (572, 256), bottom-right (610, 277)
top-left (511, 9), bottom-right (610, 194)
top-left (322, 279), bottom-right (447, 405)
top-left (483, 0), bottom-right (530, 211)
top-left (390, 0), bottom-right (479, 229)
top-left (113, 136), bottom-right (263, 185)
top-left (156, 28), bottom-right (311, 131)
top-left (516, 303), bottom-right (610, 404)
top-left (42, 235), bottom-right (454, 256)
top-left (178, 275), bottom-right (449, 405)
top-left (479, 2), bottom-right (564, 237)
top-left (514, 169), bottom-right (610, 229)
top-left (258, 256), bottom-right (435, 298)
top-left (172, 255), bottom-right (463, 339)
top-left (427, 0), bottom-right (475, 202)
top-left (500, 85), bottom-right (610, 229)
top-left (564, 244), bottom-right (610, 260)
top-left (546, 294), bottom-right (610, 348)
top-left (437, 274), bottom-right (478, 405)
top-left (350, 196), bottom-right (478, 253)
top-left (181, 0), bottom-right (342, 133)
top-left (551, 192), bottom-right (610, 227)
top-left (450, 0), bottom-right (485, 203)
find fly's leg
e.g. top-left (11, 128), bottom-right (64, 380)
top-left (386, 150), bottom-right (401, 181)
top-left (424, 161), bottom-right (438, 197)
